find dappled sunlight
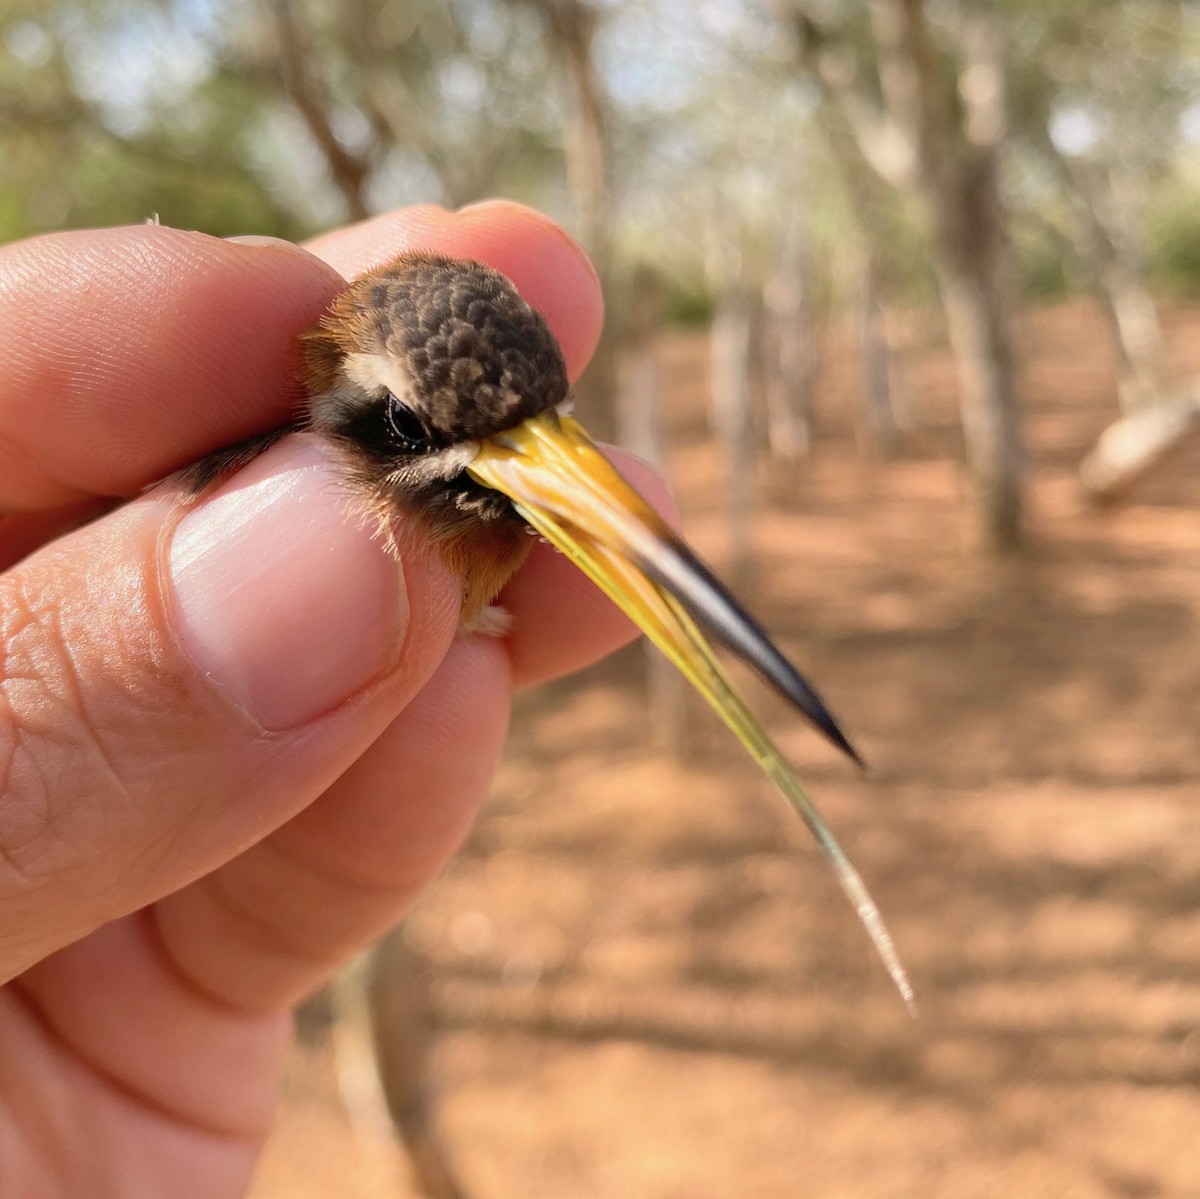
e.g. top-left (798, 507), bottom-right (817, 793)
top-left (253, 301), bottom-right (1200, 1199)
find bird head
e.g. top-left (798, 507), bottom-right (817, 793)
top-left (300, 251), bottom-right (911, 1007)
top-left (301, 252), bottom-right (569, 507)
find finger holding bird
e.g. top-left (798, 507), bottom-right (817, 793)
top-left (182, 216), bottom-right (912, 1009)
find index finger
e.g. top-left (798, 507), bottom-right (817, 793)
top-left (0, 226), bottom-right (342, 511)
top-left (0, 205), bottom-right (604, 514)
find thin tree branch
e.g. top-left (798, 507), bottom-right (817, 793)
top-left (266, 0), bottom-right (372, 221)
top-left (790, 7), bottom-right (916, 187)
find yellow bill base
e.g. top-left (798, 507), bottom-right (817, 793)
top-left (468, 409), bottom-right (914, 1011)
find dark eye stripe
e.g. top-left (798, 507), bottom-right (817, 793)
top-left (385, 394), bottom-right (433, 454)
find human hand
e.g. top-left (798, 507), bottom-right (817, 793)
top-left (0, 202), bottom-right (669, 1197)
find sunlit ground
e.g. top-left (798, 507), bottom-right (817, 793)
top-left (252, 299), bottom-right (1200, 1199)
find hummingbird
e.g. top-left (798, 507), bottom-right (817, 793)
top-left (182, 250), bottom-right (913, 1009)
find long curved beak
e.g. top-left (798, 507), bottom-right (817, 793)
top-left (468, 409), bottom-right (912, 1009)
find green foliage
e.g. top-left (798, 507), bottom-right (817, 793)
top-left (1, 0), bottom-right (1197, 322)
top-left (1148, 188), bottom-right (1200, 296)
top-left (0, 0), bottom-right (565, 249)
top-left (1015, 224), bottom-right (1072, 300)
top-left (661, 277), bottom-right (713, 327)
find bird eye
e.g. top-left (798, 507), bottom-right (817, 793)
top-left (385, 394), bottom-right (432, 453)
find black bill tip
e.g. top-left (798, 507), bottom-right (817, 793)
top-left (640, 537), bottom-right (867, 770)
top-left (783, 670), bottom-right (867, 771)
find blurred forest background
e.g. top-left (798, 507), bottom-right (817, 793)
top-left (6, 2), bottom-right (1200, 1197)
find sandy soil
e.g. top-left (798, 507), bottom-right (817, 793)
top-left (250, 300), bottom-right (1200, 1199)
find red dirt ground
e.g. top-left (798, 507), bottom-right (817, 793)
top-left (250, 300), bottom-right (1200, 1199)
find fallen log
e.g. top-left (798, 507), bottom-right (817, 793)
top-left (1079, 387), bottom-right (1200, 505)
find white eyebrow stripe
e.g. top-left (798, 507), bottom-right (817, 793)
top-left (343, 351), bottom-right (415, 403)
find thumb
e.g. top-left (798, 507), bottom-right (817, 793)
top-left (0, 436), bottom-right (461, 981)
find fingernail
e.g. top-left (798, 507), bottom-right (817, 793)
top-left (168, 438), bottom-right (406, 729)
top-left (224, 235), bottom-right (320, 264)
top-left (225, 235), bottom-right (299, 250)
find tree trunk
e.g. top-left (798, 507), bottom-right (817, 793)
top-left (1037, 136), bottom-right (1169, 414)
top-left (858, 247), bottom-right (902, 455)
top-left (1032, 139), bottom-right (1182, 490)
top-left (617, 267), bottom-right (690, 756)
top-left (708, 220), bottom-right (757, 592)
top-left (269, 0), bottom-right (372, 222)
top-left (760, 226), bottom-right (815, 463)
top-left (806, 116), bottom-right (904, 458)
top-left (1102, 267), bottom-right (1168, 413)
top-left (365, 933), bottom-right (469, 1199)
top-left (929, 202), bottom-right (1023, 550)
top-left (892, 0), bottom-right (1024, 551)
top-left (332, 936), bottom-right (469, 1199)
top-left (795, 0), bottom-right (1025, 550)
top-left (1085, 181), bottom-right (1170, 413)
top-left (539, 0), bottom-right (617, 441)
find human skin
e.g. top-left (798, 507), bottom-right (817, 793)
top-left (0, 202), bottom-right (672, 1197)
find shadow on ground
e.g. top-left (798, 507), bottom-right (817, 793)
top-left (253, 300), bottom-right (1200, 1199)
